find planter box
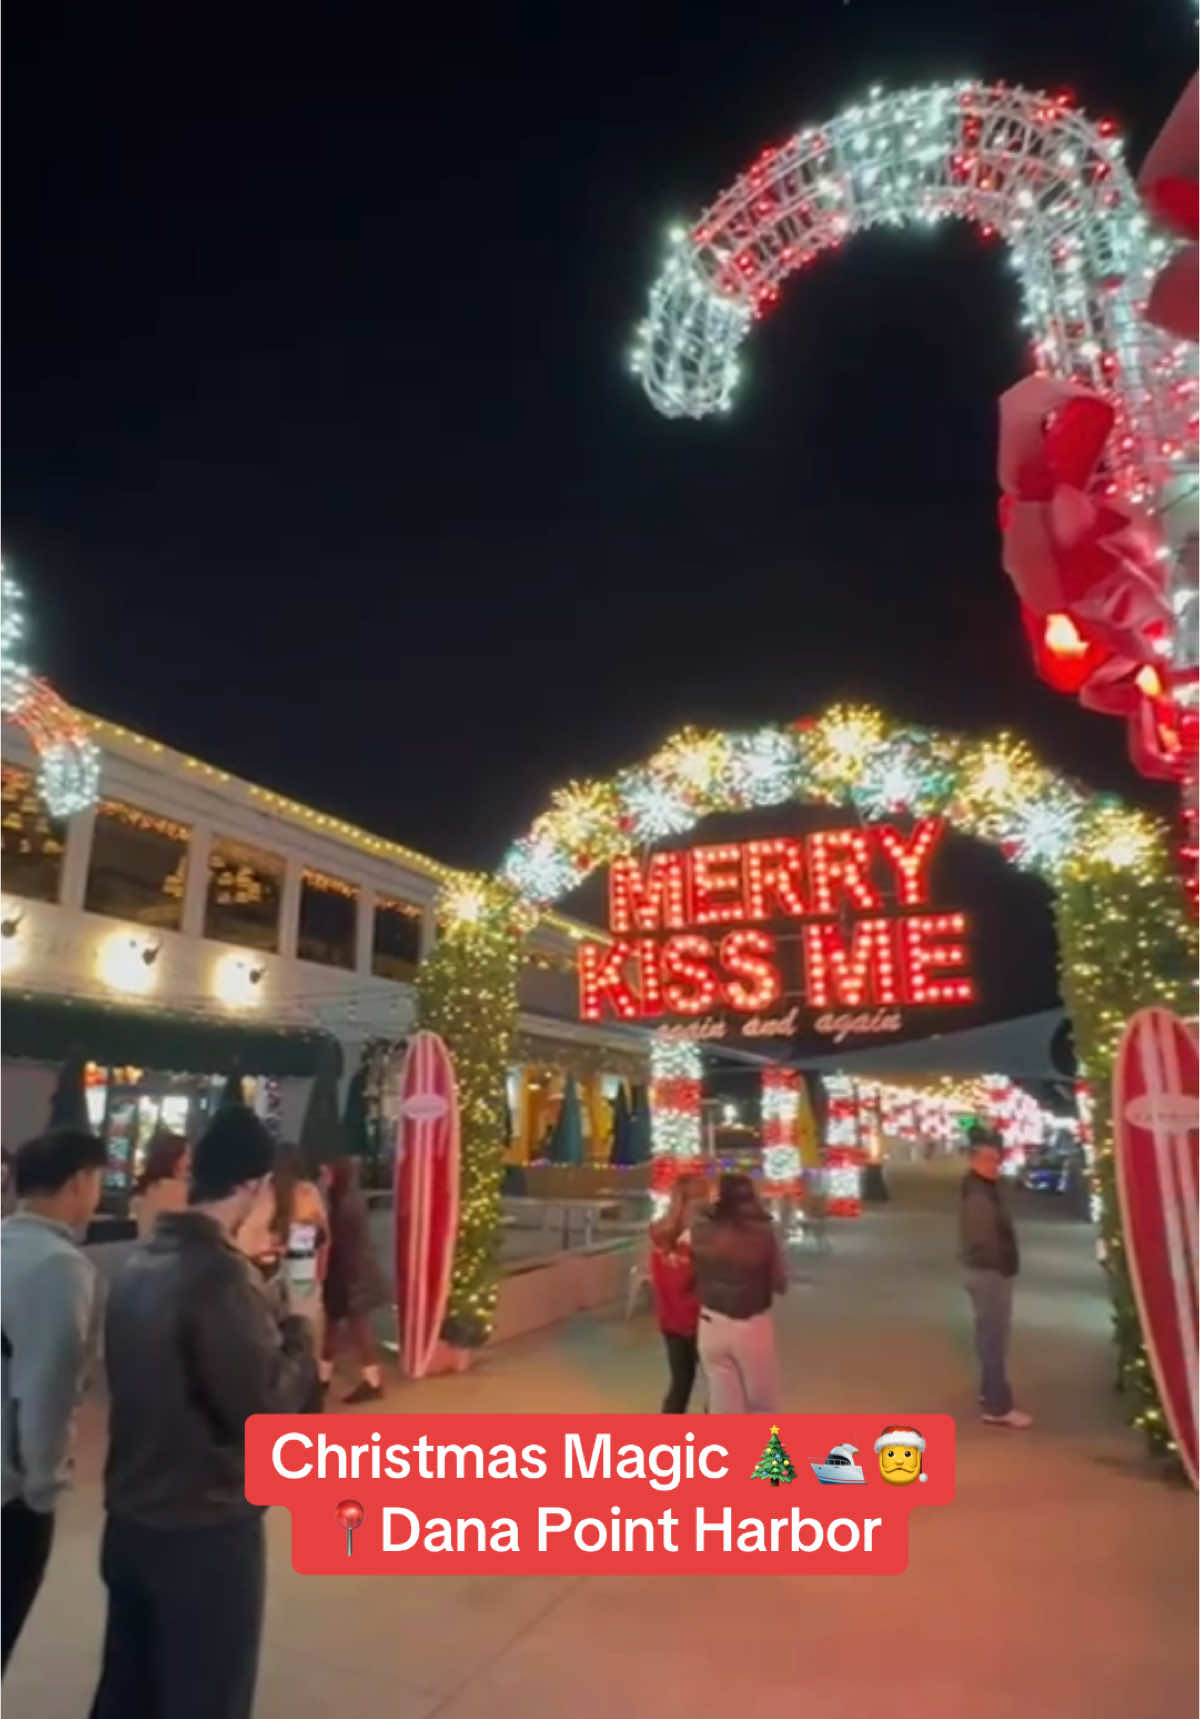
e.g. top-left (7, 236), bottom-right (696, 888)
top-left (521, 1164), bottom-right (649, 1200)
top-left (490, 1241), bottom-right (634, 1345)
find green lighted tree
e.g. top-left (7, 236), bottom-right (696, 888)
top-left (751, 1425), bottom-right (797, 1487)
top-left (416, 878), bottom-right (524, 1348)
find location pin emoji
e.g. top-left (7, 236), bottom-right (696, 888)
top-left (335, 1499), bottom-right (364, 1558)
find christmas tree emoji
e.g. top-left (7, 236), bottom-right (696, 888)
top-left (751, 1425), bottom-right (797, 1487)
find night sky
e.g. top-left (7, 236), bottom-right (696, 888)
top-left (7, 0), bottom-right (1189, 891)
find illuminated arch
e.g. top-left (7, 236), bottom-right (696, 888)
top-left (421, 702), bottom-right (1194, 1470)
top-left (498, 706), bottom-right (1156, 906)
top-left (630, 81), bottom-right (1195, 518)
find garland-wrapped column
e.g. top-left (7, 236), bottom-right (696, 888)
top-left (648, 1033), bottom-right (702, 1214)
top-left (761, 1068), bottom-right (801, 1196)
top-left (1056, 817), bottom-right (1197, 1461)
top-left (415, 878), bottom-right (524, 1349)
top-left (821, 1074), bottom-right (863, 1217)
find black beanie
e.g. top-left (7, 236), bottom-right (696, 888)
top-left (190, 1105), bottom-right (274, 1201)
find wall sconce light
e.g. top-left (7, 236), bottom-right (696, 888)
top-left (97, 930), bottom-right (160, 996)
top-left (0, 904), bottom-right (26, 975)
top-left (213, 951), bottom-right (265, 1009)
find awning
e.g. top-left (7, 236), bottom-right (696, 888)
top-left (791, 1009), bottom-right (1071, 1080)
top-left (0, 992), bottom-right (334, 1078)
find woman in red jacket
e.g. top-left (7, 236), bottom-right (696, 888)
top-left (649, 1173), bottom-right (709, 1413)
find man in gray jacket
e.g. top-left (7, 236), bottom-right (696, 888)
top-left (960, 1125), bottom-right (1032, 1429)
top-left (89, 1105), bottom-right (315, 1719)
top-left (2, 1126), bottom-right (106, 1668)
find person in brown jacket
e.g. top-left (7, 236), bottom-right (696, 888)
top-left (690, 1173), bottom-right (787, 1413)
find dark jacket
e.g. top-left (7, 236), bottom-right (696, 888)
top-left (960, 1172), bottom-right (1019, 1277)
top-left (103, 1210), bottom-right (315, 1528)
top-left (323, 1186), bottom-right (387, 1321)
top-left (690, 1209), bottom-right (787, 1321)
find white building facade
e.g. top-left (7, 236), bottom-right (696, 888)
top-left (1, 711), bottom-right (646, 1193)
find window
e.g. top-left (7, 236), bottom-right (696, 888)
top-left (297, 867), bottom-right (358, 969)
top-left (84, 799), bottom-right (190, 929)
top-left (204, 838), bottom-right (284, 953)
top-left (371, 895), bottom-right (422, 980)
top-left (1, 766), bottom-right (65, 902)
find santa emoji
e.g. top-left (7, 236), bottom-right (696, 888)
top-left (874, 1426), bottom-right (927, 1485)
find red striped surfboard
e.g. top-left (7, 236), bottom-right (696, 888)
top-left (1113, 1008), bottom-right (1199, 1487)
top-left (394, 1032), bottom-right (461, 1380)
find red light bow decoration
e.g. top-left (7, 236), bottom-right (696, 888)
top-left (997, 375), bottom-right (1170, 666)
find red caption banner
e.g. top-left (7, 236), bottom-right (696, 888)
top-left (246, 1412), bottom-right (954, 1574)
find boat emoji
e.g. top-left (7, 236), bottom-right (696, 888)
top-left (810, 1442), bottom-right (866, 1484)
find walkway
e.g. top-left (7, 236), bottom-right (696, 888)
top-left (6, 1163), bottom-right (1196, 1719)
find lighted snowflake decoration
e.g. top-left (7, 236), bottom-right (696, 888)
top-left (37, 738), bottom-right (101, 821)
top-left (724, 726), bottom-right (800, 807)
top-left (653, 727), bottom-right (730, 796)
top-left (440, 877), bottom-right (491, 931)
top-left (1003, 796), bottom-right (1086, 873)
top-left (499, 835), bottom-right (580, 905)
top-left (802, 705), bottom-right (887, 797)
top-left (1082, 805), bottom-right (1159, 874)
top-left (850, 733), bottom-right (953, 819)
top-left (617, 769), bottom-right (697, 843)
top-left (545, 779), bottom-right (614, 851)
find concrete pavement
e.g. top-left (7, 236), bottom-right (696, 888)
top-left (5, 1161), bottom-right (1196, 1719)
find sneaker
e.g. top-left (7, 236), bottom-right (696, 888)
top-left (981, 1408), bottom-right (1033, 1429)
top-left (343, 1379), bottom-right (384, 1405)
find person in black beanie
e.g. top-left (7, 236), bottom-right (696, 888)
top-left (89, 1105), bottom-right (316, 1719)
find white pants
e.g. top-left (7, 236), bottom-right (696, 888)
top-left (698, 1307), bottom-right (780, 1414)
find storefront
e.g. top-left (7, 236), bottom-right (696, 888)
top-left (1, 990), bottom-right (334, 1207)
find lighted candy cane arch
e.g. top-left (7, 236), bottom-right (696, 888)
top-left (630, 80), bottom-right (1197, 677)
top-left (1, 572), bottom-right (100, 818)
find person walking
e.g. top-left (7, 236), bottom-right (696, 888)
top-left (649, 1173), bottom-right (708, 1413)
top-left (2, 1127), bottom-right (106, 1669)
top-left (89, 1105), bottom-right (316, 1719)
top-left (130, 1132), bottom-right (189, 1240)
top-left (960, 1125), bottom-right (1032, 1429)
top-left (321, 1157), bottom-right (388, 1404)
top-left (690, 1172), bottom-right (787, 1414)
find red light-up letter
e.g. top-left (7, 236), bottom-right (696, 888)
top-left (637, 938), bottom-right (664, 1017)
top-left (802, 918), bottom-right (900, 1008)
top-left (876, 819), bottom-right (944, 907)
top-left (608, 852), bottom-right (688, 934)
top-left (720, 929), bottom-right (781, 1013)
top-left (743, 838), bottom-right (808, 919)
top-left (660, 935), bottom-right (719, 1015)
top-left (691, 844), bottom-right (746, 925)
top-left (900, 914), bottom-right (976, 1006)
top-left (807, 830), bottom-right (880, 913)
top-left (579, 941), bottom-right (641, 1021)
